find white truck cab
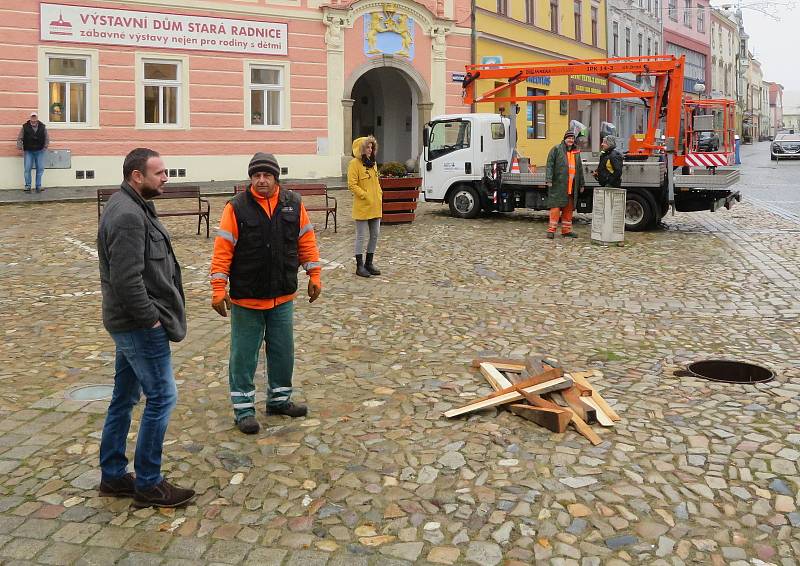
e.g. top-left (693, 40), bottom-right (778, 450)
top-left (420, 114), bottom-right (512, 207)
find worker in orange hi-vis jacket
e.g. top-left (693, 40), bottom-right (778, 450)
top-left (545, 130), bottom-right (585, 239)
top-left (210, 152), bottom-right (322, 435)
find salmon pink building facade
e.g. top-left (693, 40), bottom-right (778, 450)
top-left (0, 0), bottom-right (471, 188)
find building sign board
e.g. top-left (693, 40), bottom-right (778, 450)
top-left (527, 76), bottom-right (551, 86)
top-left (569, 74), bottom-right (608, 94)
top-left (40, 3), bottom-right (288, 55)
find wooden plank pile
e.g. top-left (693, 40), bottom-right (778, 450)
top-left (444, 357), bottom-right (620, 445)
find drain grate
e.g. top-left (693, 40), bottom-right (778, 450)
top-left (675, 360), bottom-right (774, 384)
top-left (67, 384), bottom-right (114, 401)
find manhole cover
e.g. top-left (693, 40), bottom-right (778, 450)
top-left (67, 384), bottom-right (114, 401)
top-left (675, 360), bottom-right (774, 384)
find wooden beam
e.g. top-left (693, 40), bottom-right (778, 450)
top-left (548, 391), bottom-right (603, 445)
top-left (509, 404), bottom-right (571, 433)
top-left (569, 412), bottom-right (603, 445)
top-left (443, 376), bottom-right (572, 418)
top-left (522, 393), bottom-right (569, 411)
top-left (582, 397), bottom-right (615, 427)
top-left (569, 372), bottom-right (621, 421)
top-left (484, 368), bottom-right (564, 399)
top-left (470, 358), bottom-right (527, 371)
top-left (491, 362), bottom-right (527, 373)
top-left (561, 386), bottom-right (598, 424)
top-left (479, 363), bottom-right (513, 391)
top-left (525, 357), bottom-right (547, 376)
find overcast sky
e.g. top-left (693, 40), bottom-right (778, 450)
top-left (712, 1), bottom-right (800, 92)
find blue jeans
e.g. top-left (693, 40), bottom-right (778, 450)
top-left (23, 150), bottom-right (45, 189)
top-left (99, 326), bottom-right (177, 490)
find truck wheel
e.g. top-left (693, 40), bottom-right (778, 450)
top-left (624, 193), bottom-right (654, 232)
top-left (448, 185), bottom-right (481, 219)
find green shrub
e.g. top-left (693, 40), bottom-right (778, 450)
top-left (379, 162), bottom-right (407, 178)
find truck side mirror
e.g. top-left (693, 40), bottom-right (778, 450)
top-left (423, 126), bottom-right (429, 148)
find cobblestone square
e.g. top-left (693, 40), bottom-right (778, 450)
top-left (0, 149), bottom-right (799, 564)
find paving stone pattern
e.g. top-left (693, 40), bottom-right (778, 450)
top-left (0, 192), bottom-right (798, 565)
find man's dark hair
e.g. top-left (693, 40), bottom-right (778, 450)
top-left (123, 148), bottom-right (160, 180)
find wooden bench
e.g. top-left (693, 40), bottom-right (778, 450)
top-left (97, 186), bottom-right (210, 237)
top-left (233, 182), bottom-right (337, 232)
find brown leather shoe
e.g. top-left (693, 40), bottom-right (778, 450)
top-left (133, 479), bottom-right (195, 508)
top-left (98, 472), bottom-right (136, 498)
top-left (266, 402), bottom-right (308, 418)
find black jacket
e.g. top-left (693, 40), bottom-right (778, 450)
top-left (97, 183), bottom-right (186, 342)
top-left (21, 121), bottom-right (47, 151)
top-left (597, 149), bottom-right (623, 187)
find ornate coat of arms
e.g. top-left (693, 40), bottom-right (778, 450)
top-left (364, 3), bottom-right (414, 59)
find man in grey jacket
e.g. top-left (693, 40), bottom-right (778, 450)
top-left (96, 147), bottom-right (195, 508)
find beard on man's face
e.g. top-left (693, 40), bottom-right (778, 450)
top-left (140, 181), bottom-right (163, 199)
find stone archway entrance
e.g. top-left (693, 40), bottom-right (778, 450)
top-left (351, 67), bottom-right (415, 164)
top-left (342, 60), bottom-right (433, 172)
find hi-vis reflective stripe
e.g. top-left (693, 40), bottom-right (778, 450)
top-left (233, 402), bottom-right (255, 409)
top-left (211, 273), bottom-right (229, 281)
top-left (216, 229), bottom-right (237, 245)
top-left (685, 153), bottom-right (732, 167)
top-left (303, 261), bottom-right (321, 271)
top-left (230, 390), bottom-right (256, 398)
top-left (299, 223), bottom-right (314, 237)
top-left (269, 387), bottom-right (292, 393)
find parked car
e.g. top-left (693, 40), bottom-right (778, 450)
top-left (697, 131), bottom-right (720, 152)
top-left (771, 133), bottom-right (800, 160)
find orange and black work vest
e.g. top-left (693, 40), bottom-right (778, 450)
top-left (229, 189), bottom-right (301, 300)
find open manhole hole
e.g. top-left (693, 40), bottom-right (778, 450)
top-left (66, 384), bottom-right (114, 401)
top-left (675, 360), bottom-right (774, 384)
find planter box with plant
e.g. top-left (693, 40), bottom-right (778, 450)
top-left (378, 162), bottom-right (422, 224)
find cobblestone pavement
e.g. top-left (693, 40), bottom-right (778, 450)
top-left (0, 187), bottom-right (798, 566)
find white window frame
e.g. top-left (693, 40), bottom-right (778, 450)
top-left (135, 53), bottom-right (189, 130)
top-left (38, 46), bottom-right (99, 129)
top-left (244, 60), bottom-right (291, 131)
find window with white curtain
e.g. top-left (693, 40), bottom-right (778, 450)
top-left (143, 60), bottom-right (181, 126)
top-left (46, 55), bottom-right (89, 124)
top-left (248, 64), bottom-right (284, 127)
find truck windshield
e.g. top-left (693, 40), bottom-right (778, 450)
top-left (428, 120), bottom-right (471, 160)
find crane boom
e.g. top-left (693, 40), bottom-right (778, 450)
top-left (462, 55), bottom-right (686, 160)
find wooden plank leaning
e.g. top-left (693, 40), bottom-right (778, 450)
top-left (561, 386), bottom-right (597, 424)
top-left (478, 363), bottom-right (513, 391)
top-left (569, 372), bottom-right (621, 422)
top-left (444, 375), bottom-right (572, 418)
top-left (548, 391), bottom-right (603, 446)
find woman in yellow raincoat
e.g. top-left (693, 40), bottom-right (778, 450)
top-left (347, 135), bottom-right (383, 277)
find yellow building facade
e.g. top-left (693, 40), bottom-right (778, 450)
top-left (475, 0), bottom-right (607, 166)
